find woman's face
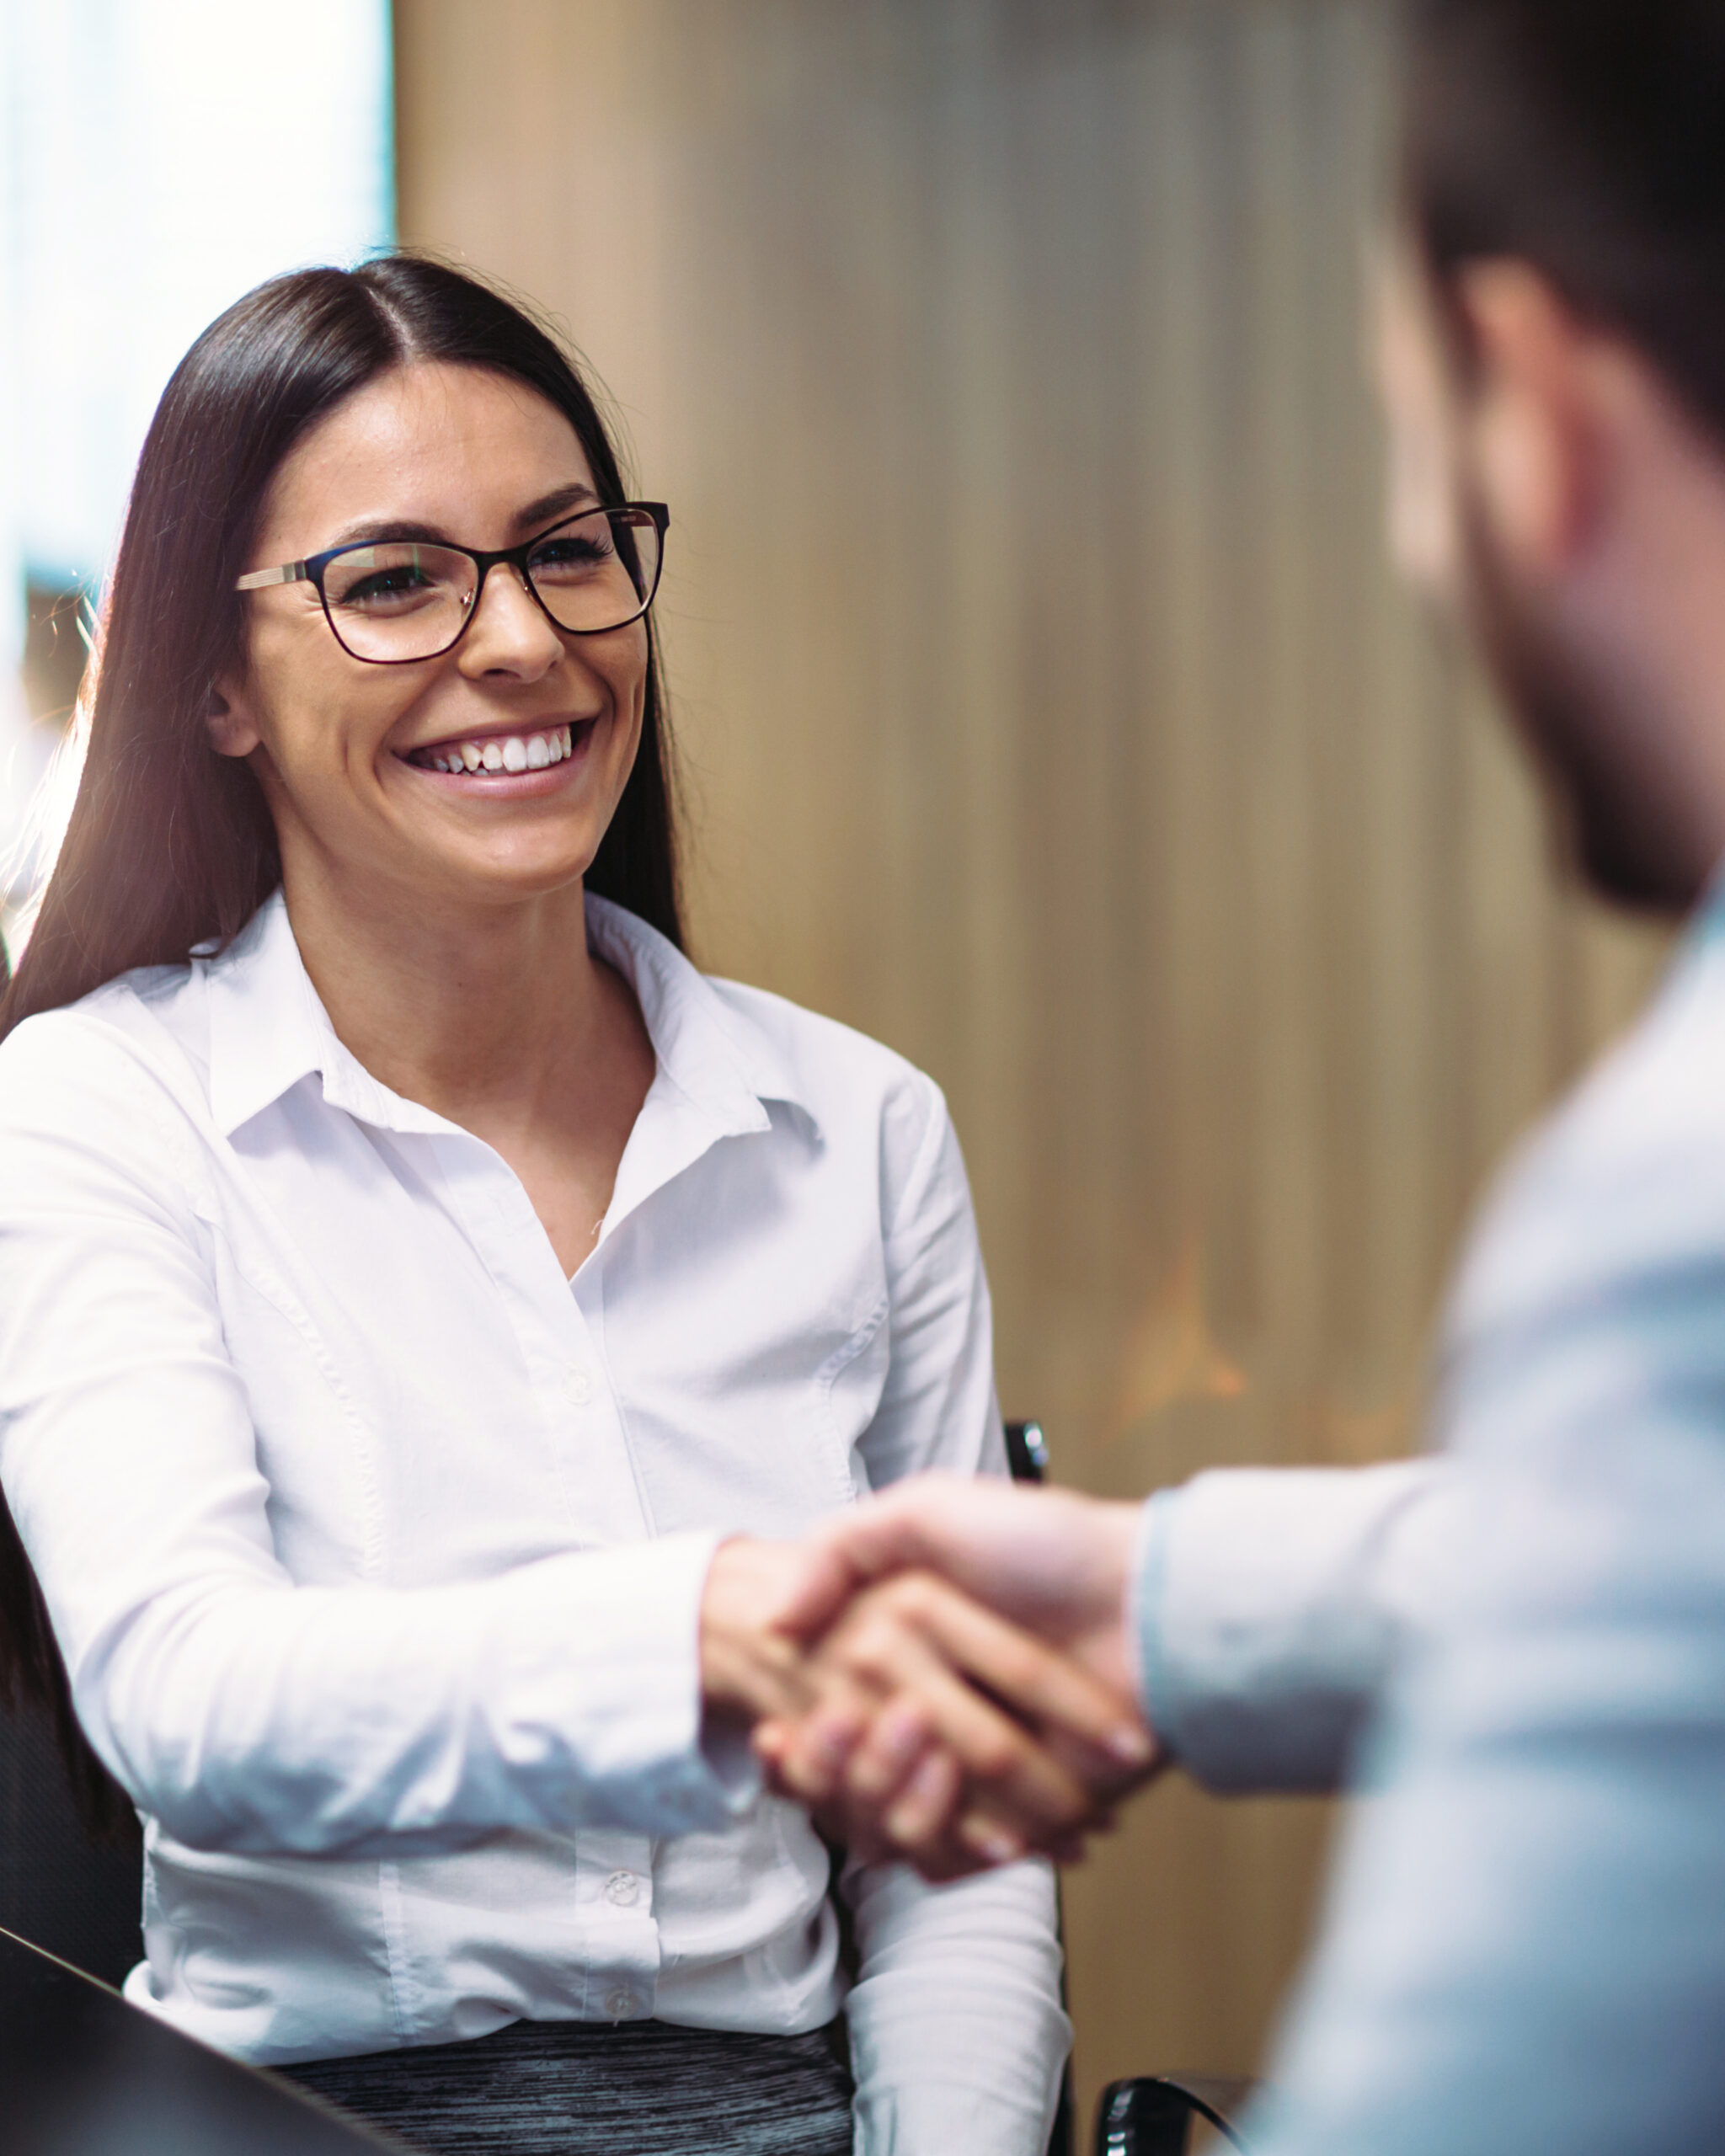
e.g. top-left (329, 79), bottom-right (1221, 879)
top-left (216, 360), bottom-right (649, 919)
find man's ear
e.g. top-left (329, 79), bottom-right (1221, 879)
top-left (1453, 260), bottom-right (1605, 581)
top-left (204, 677), bottom-right (263, 760)
top-left (1374, 242), bottom-right (1466, 606)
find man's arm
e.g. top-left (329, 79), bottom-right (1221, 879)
top-left (768, 1458), bottom-right (1456, 1825)
top-left (1143, 1459), bottom-right (1455, 1790)
top-left (1235, 1300), bottom-right (1725, 2155)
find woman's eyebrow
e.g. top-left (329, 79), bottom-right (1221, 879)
top-left (323, 518), bottom-right (451, 550)
top-left (319, 483), bottom-right (599, 554)
top-left (512, 481), bottom-right (598, 532)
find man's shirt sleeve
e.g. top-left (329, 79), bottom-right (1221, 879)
top-left (1134, 1460), bottom-right (1458, 1790)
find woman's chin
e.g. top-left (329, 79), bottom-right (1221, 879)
top-left (325, 831), bottom-right (602, 921)
top-left (431, 846), bottom-right (601, 911)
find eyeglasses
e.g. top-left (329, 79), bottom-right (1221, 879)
top-left (234, 502), bottom-right (669, 664)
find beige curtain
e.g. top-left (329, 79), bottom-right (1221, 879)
top-left (396, 0), bottom-right (1669, 2105)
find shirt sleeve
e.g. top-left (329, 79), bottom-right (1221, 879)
top-left (841, 1072), bottom-right (1069, 2153)
top-left (0, 1017), bottom-right (746, 1855)
top-left (842, 1858), bottom-right (1070, 2156)
top-left (1134, 1460), bottom-right (1458, 1792)
top-left (1238, 1277), bottom-right (1725, 2153)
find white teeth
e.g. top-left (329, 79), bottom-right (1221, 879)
top-left (420, 727), bottom-right (579, 773)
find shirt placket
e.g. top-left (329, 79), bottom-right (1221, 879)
top-left (423, 1131), bottom-right (673, 2015)
top-left (558, 1263), bottom-right (665, 2019)
top-left (572, 1828), bottom-right (660, 2020)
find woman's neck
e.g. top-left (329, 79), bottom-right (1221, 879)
top-left (280, 860), bottom-right (619, 1129)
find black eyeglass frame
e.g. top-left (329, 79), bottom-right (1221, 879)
top-left (234, 501), bottom-right (671, 665)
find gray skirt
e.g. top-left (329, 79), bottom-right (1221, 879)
top-left (280, 2015), bottom-right (854, 2156)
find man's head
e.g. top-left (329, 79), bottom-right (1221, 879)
top-left (1384, 1), bottom-right (1725, 911)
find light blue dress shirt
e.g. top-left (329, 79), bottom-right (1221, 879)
top-left (1140, 889), bottom-right (1725, 2153)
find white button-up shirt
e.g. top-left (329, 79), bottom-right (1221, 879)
top-left (0, 891), bottom-right (1066, 2153)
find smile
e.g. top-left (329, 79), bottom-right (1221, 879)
top-left (404, 722), bottom-right (583, 775)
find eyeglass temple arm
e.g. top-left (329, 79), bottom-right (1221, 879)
top-left (235, 563), bottom-right (308, 591)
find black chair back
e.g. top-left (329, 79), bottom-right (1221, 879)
top-left (0, 1696), bottom-right (143, 1988)
top-left (1096, 2074), bottom-right (1253, 2153)
top-left (1003, 1419), bottom-right (1050, 1486)
top-left (1002, 1421), bottom-right (1076, 2156)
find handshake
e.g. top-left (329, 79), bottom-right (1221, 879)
top-left (698, 1475), bottom-right (1160, 1881)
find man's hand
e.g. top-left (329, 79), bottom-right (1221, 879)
top-left (756, 1476), bottom-right (1161, 1859)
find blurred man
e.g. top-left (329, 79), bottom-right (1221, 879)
top-left (769, 4), bottom-right (1725, 2148)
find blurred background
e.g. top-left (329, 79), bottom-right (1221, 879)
top-left (1, 0), bottom-right (1674, 2125)
top-left (0, 0), bottom-right (393, 937)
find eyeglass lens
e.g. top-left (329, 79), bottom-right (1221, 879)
top-left (320, 507), bottom-right (662, 661)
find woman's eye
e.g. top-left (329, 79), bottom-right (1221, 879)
top-left (530, 536), bottom-right (611, 579)
top-left (335, 568), bottom-right (438, 610)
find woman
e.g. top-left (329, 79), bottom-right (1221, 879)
top-left (0, 259), bottom-right (1100, 2156)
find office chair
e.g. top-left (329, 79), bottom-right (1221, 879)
top-left (1001, 1424), bottom-right (1254, 2156)
top-left (1095, 2073), bottom-right (1253, 2153)
top-left (0, 1691), bottom-right (143, 1993)
top-left (1002, 1421), bottom-right (1077, 2156)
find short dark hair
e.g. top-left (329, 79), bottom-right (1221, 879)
top-left (1405, 1), bottom-right (1725, 436)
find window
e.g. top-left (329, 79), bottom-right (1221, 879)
top-left (0, 0), bottom-right (393, 938)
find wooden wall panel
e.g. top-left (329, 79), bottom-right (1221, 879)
top-left (395, 0), bottom-right (1671, 2111)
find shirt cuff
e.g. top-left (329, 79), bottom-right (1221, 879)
top-left (1135, 1463), bottom-right (1450, 1793)
top-left (517, 1529), bottom-right (761, 1835)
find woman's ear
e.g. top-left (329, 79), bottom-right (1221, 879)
top-left (205, 678), bottom-right (263, 760)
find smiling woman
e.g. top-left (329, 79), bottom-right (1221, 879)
top-left (3, 264), bottom-right (683, 1025)
top-left (0, 258), bottom-right (1081, 2156)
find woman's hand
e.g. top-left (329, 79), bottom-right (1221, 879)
top-left (699, 1536), bottom-right (834, 1726)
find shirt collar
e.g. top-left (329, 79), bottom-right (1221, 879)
top-left (1690, 853), bottom-right (1725, 951)
top-left (205, 888), bottom-right (817, 1142)
top-left (583, 894), bottom-right (815, 1140)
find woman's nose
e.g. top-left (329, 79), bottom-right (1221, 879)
top-left (457, 563), bottom-right (564, 679)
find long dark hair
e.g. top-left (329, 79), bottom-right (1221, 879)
top-left (0, 255), bottom-right (685, 1833)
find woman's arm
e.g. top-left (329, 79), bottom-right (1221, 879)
top-left (843, 1855), bottom-right (1070, 2156)
top-left (0, 1018), bottom-right (747, 1854)
top-left (837, 1072), bottom-right (1071, 2153)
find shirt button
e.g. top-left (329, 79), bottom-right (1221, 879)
top-left (563, 1369), bottom-right (593, 1406)
top-left (604, 1869), bottom-right (639, 1908)
top-left (604, 1986), bottom-right (638, 2020)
